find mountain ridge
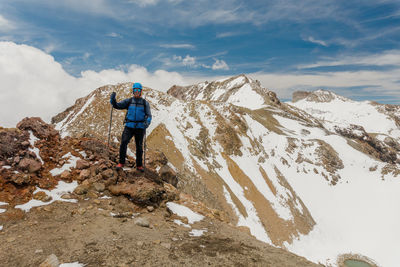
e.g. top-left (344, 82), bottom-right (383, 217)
top-left (30, 74), bottom-right (400, 266)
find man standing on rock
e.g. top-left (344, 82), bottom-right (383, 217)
top-left (110, 83), bottom-right (152, 172)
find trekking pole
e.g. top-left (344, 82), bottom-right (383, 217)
top-left (107, 105), bottom-right (113, 147)
top-left (144, 129), bottom-right (147, 170)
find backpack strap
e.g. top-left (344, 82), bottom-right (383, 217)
top-left (124, 97), bottom-right (133, 124)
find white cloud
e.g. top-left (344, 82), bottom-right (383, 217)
top-left (107, 32), bottom-right (122, 38)
top-left (306, 36), bottom-right (328, 47)
top-left (172, 55), bottom-right (197, 67)
top-left (0, 15), bottom-right (15, 32)
top-left (216, 31), bottom-right (242, 38)
top-left (251, 68), bottom-right (400, 101)
top-left (0, 42), bottom-right (207, 128)
top-left (160, 44), bottom-right (195, 49)
top-left (128, 0), bottom-right (159, 7)
top-left (298, 50), bottom-right (400, 69)
top-left (212, 59), bottom-right (229, 70)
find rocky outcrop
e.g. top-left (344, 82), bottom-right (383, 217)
top-left (0, 118), bottom-right (182, 208)
top-left (292, 89), bottom-right (348, 103)
top-left (334, 124), bottom-right (397, 164)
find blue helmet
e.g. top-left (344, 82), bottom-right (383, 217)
top-left (132, 82), bottom-right (142, 91)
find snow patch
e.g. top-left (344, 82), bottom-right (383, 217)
top-left (227, 83), bottom-right (265, 110)
top-left (173, 219), bottom-right (191, 228)
top-left (15, 181), bottom-right (78, 212)
top-left (59, 263), bottom-right (85, 267)
top-left (28, 131), bottom-right (44, 164)
top-left (166, 202), bottom-right (204, 224)
top-left (50, 152), bottom-right (81, 176)
top-left (189, 229), bottom-right (207, 237)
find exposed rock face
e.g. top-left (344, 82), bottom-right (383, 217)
top-left (17, 117), bottom-right (59, 140)
top-left (292, 91), bottom-right (311, 103)
top-left (18, 158), bottom-right (42, 173)
top-left (167, 74), bottom-right (280, 108)
top-left (108, 178), bottom-right (169, 206)
top-left (292, 89), bottom-right (348, 103)
top-left (0, 118), bottom-right (182, 211)
top-left (334, 124), bottom-right (397, 164)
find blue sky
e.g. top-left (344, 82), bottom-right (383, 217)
top-left (1, 0), bottom-right (400, 125)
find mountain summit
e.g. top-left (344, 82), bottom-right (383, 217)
top-left (168, 74), bottom-right (280, 109)
top-left (5, 75), bottom-right (399, 266)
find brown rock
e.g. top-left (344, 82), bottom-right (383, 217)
top-left (74, 184), bottom-right (89, 195)
top-left (101, 169), bottom-right (114, 179)
top-left (60, 170), bottom-right (70, 179)
top-left (18, 158), bottom-right (42, 173)
top-left (147, 206), bottom-right (155, 212)
top-left (13, 156), bottom-right (20, 164)
top-left (76, 159), bottom-right (90, 169)
top-left (10, 173), bottom-right (32, 185)
top-left (33, 191), bottom-right (52, 202)
top-left (93, 182), bottom-right (105, 192)
top-left (21, 141), bottom-right (30, 146)
top-left (108, 180), bottom-right (166, 206)
top-left (17, 117), bottom-right (59, 140)
top-left (79, 169), bottom-right (91, 180)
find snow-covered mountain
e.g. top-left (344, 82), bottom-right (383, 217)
top-left (52, 75), bottom-right (400, 267)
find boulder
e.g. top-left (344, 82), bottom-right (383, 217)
top-left (18, 158), bottom-right (42, 173)
top-left (76, 159), bottom-right (90, 169)
top-left (101, 169), bottom-right (114, 179)
top-left (81, 139), bottom-right (109, 159)
top-left (92, 182), bottom-right (105, 192)
top-left (78, 169), bottom-right (91, 180)
top-left (0, 128), bottom-right (28, 160)
top-left (74, 184), bottom-right (89, 195)
top-left (17, 117), bottom-right (59, 140)
top-left (108, 180), bottom-right (166, 206)
top-left (33, 191), bottom-right (52, 202)
top-left (134, 217), bottom-right (150, 228)
top-left (10, 174), bottom-right (33, 185)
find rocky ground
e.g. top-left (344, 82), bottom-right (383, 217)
top-left (0, 117), bottom-right (320, 266)
top-left (0, 196), bottom-right (321, 267)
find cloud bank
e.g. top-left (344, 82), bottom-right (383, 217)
top-left (0, 42), bottom-right (204, 127)
top-left (1, 41), bottom-right (400, 128)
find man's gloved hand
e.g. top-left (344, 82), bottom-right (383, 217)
top-left (110, 92), bottom-right (116, 104)
top-left (110, 92), bottom-right (116, 100)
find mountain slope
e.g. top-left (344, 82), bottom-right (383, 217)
top-left (51, 76), bottom-right (400, 267)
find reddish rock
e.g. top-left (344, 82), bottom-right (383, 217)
top-left (78, 169), bottom-right (91, 180)
top-left (76, 159), bottom-right (90, 169)
top-left (10, 173), bottom-right (33, 185)
top-left (74, 184), bottom-right (89, 195)
top-left (33, 191), bottom-right (52, 202)
top-left (18, 158), bottom-right (42, 173)
top-left (16, 117), bottom-right (59, 140)
top-left (0, 128), bottom-right (28, 160)
top-left (60, 170), bottom-right (70, 179)
top-left (21, 141), bottom-right (30, 146)
top-left (108, 179), bottom-right (166, 206)
top-left (13, 156), bottom-right (20, 164)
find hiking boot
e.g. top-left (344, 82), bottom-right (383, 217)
top-left (116, 163), bottom-right (124, 169)
top-left (137, 166), bottom-right (144, 172)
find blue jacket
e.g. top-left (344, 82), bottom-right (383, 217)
top-left (110, 96), bottom-right (152, 129)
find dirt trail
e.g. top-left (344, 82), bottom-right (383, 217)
top-left (0, 197), bottom-right (321, 267)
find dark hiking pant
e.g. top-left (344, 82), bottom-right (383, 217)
top-left (119, 127), bottom-right (145, 167)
